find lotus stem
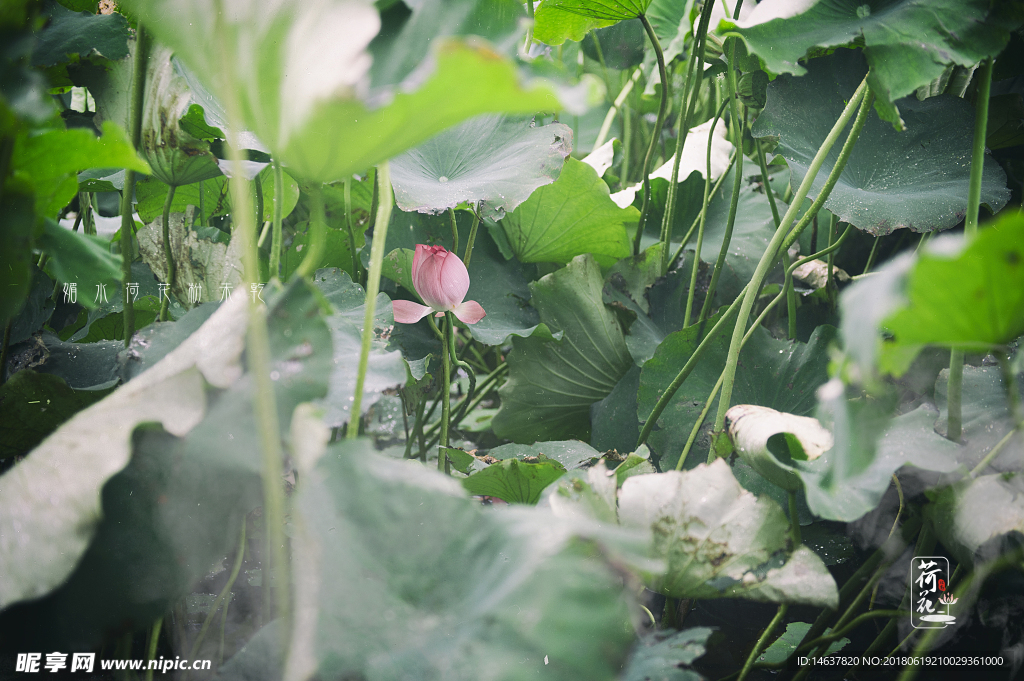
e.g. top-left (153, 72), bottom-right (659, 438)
top-left (712, 77), bottom-right (871, 437)
top-left (462, 204), bottom-right (481, 266)
top-left (120, 22), bottom-right (150, 346)
top-left (737, 604), bottom-right (787, 681)
top-left (594, 67), bottom-right (641, 150)
top-left (348, 161), bottom-right (394, 438)
top-left (159, 184), bottom-right (177, 321)
top-left (295, 183), bottom-right (326, 280)
top-left (343, 176), bottom-right (360, 281)
top-left (632, 14), bottom-right (670, 256)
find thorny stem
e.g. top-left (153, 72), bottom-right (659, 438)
top-left (212, 0), bottom-right (289, 643)
top-left (342, 177), bottom-right (361, 281)
top-left (120, 22), bottom-right (150, 346)
top-left (594, 68), bottom-right (642, 150)
top-left (712, 78), bottom-right (871, 437)
top-left (295, 183), bottom-right (326, 280)
top-left (697, 61), bottom-right (744, 324)
top-left (633, 14), bottom-right (670, 256)
top-left (462, 203), bottom-right (481, 266)
top-left (270, 160), bottom-right (284, 279)
top-left (658, 0), bottom-right (714, 272)
top-left (348, 161), bottom-right (394, 438)
top-left (737, 604), bottom-right (787, 681)
top-left (158, 184), bottom-right (177, 321)
top-left (947, 58), bottom-right (993, 443)
top-left (669, 150), bottom-right (738, 266)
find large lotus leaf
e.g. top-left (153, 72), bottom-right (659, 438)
top-left (7, 266), bottom-right (54, 346)
top-left (745, 396), bottom-right (963, 522)
top-left (390, 115), bottom-right (572, 220)
top-left (36, 219), bottom-right (122, 312)
top-left (760, 622), bottom-right (848, 665)
top-left (720, 0), bottom-right (1016, 127)
top-left (927, 473), bottom-right (1024, 566)
top-left (283, 439), bottom-right (636, 681)
top-left (369, 0), bottom-right (524, 89)
top-left (139, 45), bottom-right (222, 186)
top-left (637, 324), bottom-right (835, 471)
top-left (131, 0), bottom-right (588, 183)
top-left (620, 628), bottom-right (711, 681)
top-left (533, 0), bottom-right (615, 45)
top-left (493, 255), bottom-right (633, 443)
top-left (0, 293), bottom-right (248, 611)
top-left (935, 365), bottom-right (1024, 472)
top-left (645, 0), bottom-right (696, 64)
top-left (582, 20), bottom-right (646, 70)
top-left (751, 49), bottom-right (1010, 237)
top-left (591, 366), bottom-right (642, 454)
top-left (12, 120), bottom-right (151, 217)
top-left (461, 457), bottom-right (567, 504)
top-left (375, 209), bottom-right (551, 345)
top-left (312, 269), bottom-right (407, 428)
top-left (32, 2), bottom-right (130, 66)
top-left (0, 192), bottom-right (36, 327)
top-left (137, 211), bottom-right (245, 308)
top-left (501, 158), bottom-right (636, 267)
top-left (618, 461), bottom-right (838, 607)
top-left (880, 215), bottom-right (1024, 369)
top-left (488, 440), bottom-right (600, 470)
top-left (540, 0), bottom-right (651, 21)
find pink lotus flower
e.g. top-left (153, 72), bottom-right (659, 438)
top-left (392, 244), bottom-right (486, 325)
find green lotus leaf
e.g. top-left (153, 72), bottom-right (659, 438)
top-left (724, 404), bottom-right (835, 491)
top-left (751, 49), bottom-right (1010, 237)
top-left (501, 157), bottom-right (636, 267)
top-left (461, 456), bottom-right (567, 504)
top-left (540, 0), bottom-right (651, 21)
top-left (617, 461), bottom-right (839, 607)
top-left (620, 628), bottom-right (712, 681)
top-left (935, 365), bottom-right (1024, 471)
top-left (720, 0), bottom-right (1017, 127)
top-left (760, 622), bottom-right (848, 665)
top-left (283, 439), bottom-right (636, 680)
top-left (582, 19), bottom-right (646, 70)
top-left (32, 2), bottom-right (130, 66)
top-left (927, 472), bottom-right (1024, 566)
top-left (139, 46), bottom-right (222, 186)
top-left (37, 219), bottom-right (122, 311)
top-left (533, 0), bottom-right (615, 45)
top-left (390, 115), bottom-right (572, 220)
top-left (493, 255), bottom-right (633, 443)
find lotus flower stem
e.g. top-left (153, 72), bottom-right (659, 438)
top-left (594, 67), bottom-right (641, 150)
top-left (696, 49), bottom-right (745, 325)
top-left (669, 149), bottom-right (737, 266)
top-left (143, 617), bottom-right (162, 681)
top-left (342, 176), bottom-right (361, 282)
top-left (462, 204), bottom-right (481, 266)
top-left (120, 22), bottom-right (150, 346)
top-left (713, 77), bottom-right (872, 438)
top-left (661, 0), bottom-right (715, 272)
top-left (737, 604), bottom-right (787, 681)
top-left (295, 183), bottom-right (326, 280)
top-left (269, 161), bottom-right (284, 278)
top-left (448, 207), bottom-right (459, 255)
top-left (348, 161), bottom-right (394, 438)
top-left (685, 98), bottom-right (730, 328)
top-left (158, 184), bottom-right (177, 321)
top-left (948, 58), bottom-right (993, 443)
top-left (254, 171), bottom-right (264, 237)
top-left (437, 313), bottom-right (453, 472)
top-left (632, 14), bottom-right (670, 256)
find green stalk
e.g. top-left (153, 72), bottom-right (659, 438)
top-left (788, 489), bottom-right (802, 545)
top-left (594, 67), bottom-right (642, 150)
top-left (825, 213), bottom-right (838, 308)
top-left (669, 150), bottom-right (738, 266)
top-left (448, 207), bottom-right (459, 254)
top-left (737, 604), bottom-right (787, 681)
top-left (632, 14), bottom-right (670, 256)
top-left (947, 58), bottom-right (993, 443)
top-left (295, 183), bottom-right (326, 279)
top-left (638, 284), bottom-right (747, 451)
top-left (712, 77), bottom-right (871, 436)
top-left (696, 56), bottom-right (745, 323)
top-left (254, 171), bottom-right (264, 234)
top-left (462, 204), bottom-right (481, 266)
top-left (438, 313), bottom-right (453, 473)
top-left (144, 618), bottom-right (162, 681)
top-left (754, 138), bottom-right (792, 335)
top-left (342, 177), bottom-right (361, 281)
top-left (863, 236), bottom-right (880, 274)
top-left (347, 161), bottom-right (394, 438)
top-left (0, 320), bottom-right (10, 384)
top-left (784, 248), bottom-right (797, 339)
top-left (658, 0), bottom-right (714, 272)
top-left (270, 161), bottom-right (284, 279)
top-left (189, 519), bottom-right (245, 665)
top-left (158, 184), bottom-right (177, 321)
top-left (120, 23), bottom-right (150, 346)
top-left (683, 98), bottom-right (730, 327)
top-left (212, 0), bottom-right (289, 642)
